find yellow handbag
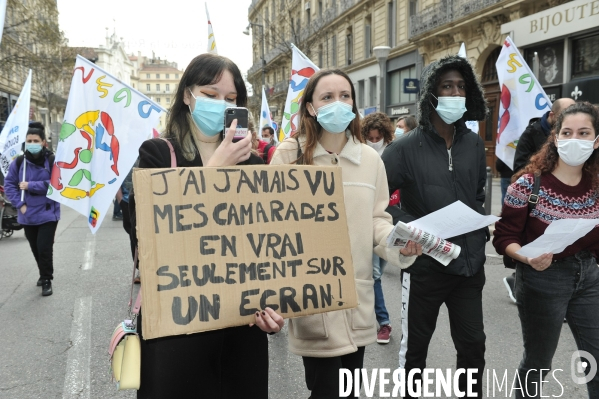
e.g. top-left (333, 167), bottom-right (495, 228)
top-left (109, 320), bottom-right (140, 390)
top-left (108, 251), bottom-right (142, 390)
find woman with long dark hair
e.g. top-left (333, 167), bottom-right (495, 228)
top-left (270, 69), bottom-right (421, 398)
top-left (130, 53), bottom-right (284, 399)
top-left (493, 102), bottom-right (599, 398)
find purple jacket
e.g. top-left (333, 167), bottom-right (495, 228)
top-left (4, 153), bottom-right (60, 225)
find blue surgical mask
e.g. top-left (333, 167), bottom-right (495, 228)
top-left (395, 128), bottom-right (405, 137)
top-left (310, 101), bottom-right (355, 134)
top-left (431, 95), bottom-right (467, 125)
top-left (25, 143), bottom-right (43, 154)
top-left (188, 89), bottom-right (229, 137)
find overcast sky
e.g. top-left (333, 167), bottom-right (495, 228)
top-left (56, 0), bottom-right (254, 75)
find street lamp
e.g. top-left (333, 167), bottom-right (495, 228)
top-left (243, 23), bottom-right (266, 92)
top-left (373, 46), bottom-right (391, 114)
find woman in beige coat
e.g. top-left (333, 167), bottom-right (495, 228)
top-left (270, 69), bottom-right (421, 398)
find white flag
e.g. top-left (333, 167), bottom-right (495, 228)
top-left (456, 43), bottom-right (479, 133)
top-left (47, 56), bottom-right (165, 233)
top-left (0, 70), bottom-right (32, 177)
top-left (206, 3), bottom-right (217, 54)
top-left (259, 87), bottom-right (275, 138)
top-left (279, 44), bottom-right (319, 142)
top-left (495, 37), bottom-right (552, 170)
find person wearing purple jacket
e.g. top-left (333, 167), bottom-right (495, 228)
top-left (4, 122), bottom-right (60, 296)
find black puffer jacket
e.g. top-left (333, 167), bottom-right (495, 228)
top-left (382, 55), bottom-right (489, 277)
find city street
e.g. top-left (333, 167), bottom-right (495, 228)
top-left (0, 179), bottom-right (591, 398)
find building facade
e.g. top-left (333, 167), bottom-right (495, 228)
top-left (136, 56), bottom-right (183, 131)
top-left (0, 0), bottom-right (70, 143)
top-left (248, 0), bottom-right (598, 172)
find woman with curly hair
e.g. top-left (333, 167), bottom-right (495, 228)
top-left (361, 112), bottom-right (394, 156)
top-left (360, 112), bottom-right (396, 343)
top-left (493, 102), bottom-right (599, 398)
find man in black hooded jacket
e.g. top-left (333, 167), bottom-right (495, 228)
top-left (382, 55), bottom-right (489, 398)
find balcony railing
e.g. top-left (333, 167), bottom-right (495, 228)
top-left (409, 0), bottom-right (503, 38)
top-left (274, 80), bottom-right (288, 94)
top-left (247, 0), bottom-right (358, 76)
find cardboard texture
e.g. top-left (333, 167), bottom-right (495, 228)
top-left (133, 165), bottom-right (357, 339)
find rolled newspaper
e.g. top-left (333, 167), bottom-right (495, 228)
top-left (386, 221), bottom-right (461, 266)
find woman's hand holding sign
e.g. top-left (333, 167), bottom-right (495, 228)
top-left (252, 307), bottom-right (285, 333)
top-left (400, 241), bottom-right (423, 256)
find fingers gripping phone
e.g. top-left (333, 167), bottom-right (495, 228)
top-left (224, 107), bottom-right (249, 142)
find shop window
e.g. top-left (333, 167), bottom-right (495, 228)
top-left (572, 34), bottom-right (599, 80)
top-left (524, 40), bottom-right (564, 86)
top-left (358, 80), bottom-right (365, 109)
top-left (369, 76), bottom-right (377, 107)
top-left (389, 66), bottom-right (417, 105)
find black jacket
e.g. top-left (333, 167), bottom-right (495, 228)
top-left (513, 119), bottom-right (549, 174)
top-left (382, 122), bottom-right (487, 276)
top-left (495, 158), bottom-right (513, 179)
top-left (382, 54), bottom-right (489, 277)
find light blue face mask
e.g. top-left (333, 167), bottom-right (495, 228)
top-left (25, 143), bottom-right (43, 154)
top-left (311, 101), bottom-right (356, 134)
top-left (188, 89), bottom-right (229, 137)
top-left (395, 128), bottom-right (405, 137)
top-left (431, 94), bottom-right (467, 125)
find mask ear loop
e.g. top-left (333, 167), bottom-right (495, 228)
top-left (429, 93), bottom-right (439, 109)
top-left (309, 103), bottom-right (318, 120)
top-left (188, 88), bottom-right (197, 115)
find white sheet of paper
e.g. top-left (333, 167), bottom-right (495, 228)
top-left (516, 218), bottom-right (599, 258)
top-left (408, 201), bottom-right (500, 239)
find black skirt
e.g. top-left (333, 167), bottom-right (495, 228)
top-left (136, 310), bottom-right (269, 399)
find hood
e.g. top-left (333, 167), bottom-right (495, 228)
top-left (418, 55), bottom-right (488, 131)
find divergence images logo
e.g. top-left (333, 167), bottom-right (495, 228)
top-left (571, 350), bottom-right (597, 385)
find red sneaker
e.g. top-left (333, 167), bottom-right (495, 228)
top-left (377, 325), bottom-right (392, 344)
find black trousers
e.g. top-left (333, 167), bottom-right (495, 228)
top-left (119, 200), bottom-right (135, 260)
top-left (400, 268), bottom-right (486, 398)
top-left (302, 346), bottom-right (366, 399)
top-left (137, 311), bottom-right (268, 399)
top-left (23, 221), bottom-right (58, 280)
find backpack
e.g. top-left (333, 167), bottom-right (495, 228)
top-left (502, 174), bottom-right (541, 269)
top-left (262, 143), bottom-right (274, 164)
top-left (16, 152), bottom-right (55, 172)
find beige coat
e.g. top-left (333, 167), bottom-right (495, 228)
top-left (270, 135), bottom-right (415, 357)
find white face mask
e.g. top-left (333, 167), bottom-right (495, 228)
top-left (431, 95), bottom-right (467, 124)
top-left (367, 140), bottom-right (386, 155)
top-left (556, 138), bottom-right (598, 166)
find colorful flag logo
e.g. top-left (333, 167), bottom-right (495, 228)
top-left (47, 55), bottom-right (164, 233)
top-left (495, 36), bottom-right (552, 170)
top-left (279, 45), bottom-right (319, 142)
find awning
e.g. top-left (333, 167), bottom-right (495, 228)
top-left (562, 76), bottom-right (599, 104)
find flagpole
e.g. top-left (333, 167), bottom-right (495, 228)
top-left (20, 154), bottom-right (26, 202)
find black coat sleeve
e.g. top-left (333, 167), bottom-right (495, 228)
top-left (513, 126), bottom-right (536, 174)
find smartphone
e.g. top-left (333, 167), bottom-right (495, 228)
top-left (223, 107), bottom-right (249, 142)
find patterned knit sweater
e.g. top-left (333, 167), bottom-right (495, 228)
top-left (493, 172), bottom-right (599, 260)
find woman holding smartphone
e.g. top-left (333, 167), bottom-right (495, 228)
top-left (493, 102), bottom-right (599, 398)
top-left (130, 53), bottom-right (284, 399)
top-left (270, 69), bottom-right (421, 398)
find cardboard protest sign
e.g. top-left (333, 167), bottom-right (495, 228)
top-left (134, 165), bottom-right (357, 339)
